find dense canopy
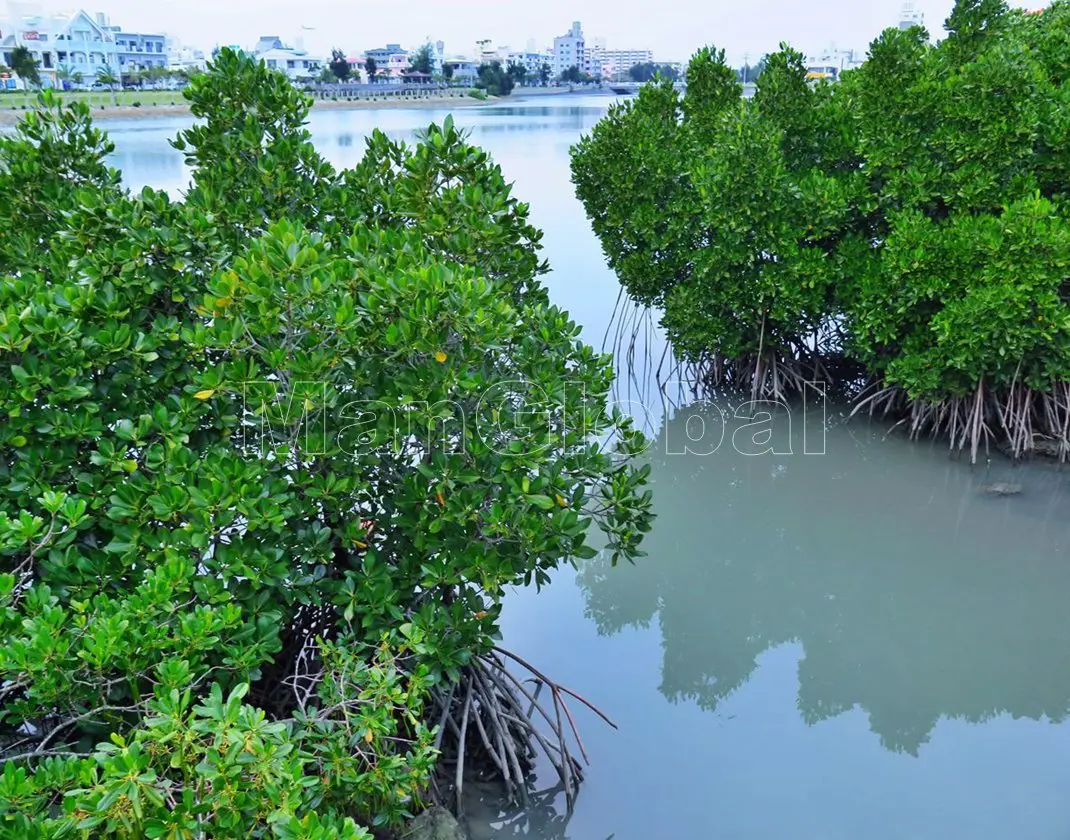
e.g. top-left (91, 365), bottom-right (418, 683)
top-left (0, 50), bottom-right (651, 838)
top-left (571, 0), bottom-right (1070, 460)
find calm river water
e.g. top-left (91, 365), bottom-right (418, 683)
top-left (103, 97), bottom-right (1070, 840)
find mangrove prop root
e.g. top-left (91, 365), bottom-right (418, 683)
top-left (851, 380), bottom-right (1070, 463)
top-left (430, 647), bottom-right (614, 812)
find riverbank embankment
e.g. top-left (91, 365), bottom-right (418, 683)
top-left (0, 86), bottom-right (609, 126)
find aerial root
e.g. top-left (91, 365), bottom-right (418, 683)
top-left (852, 380), bottom-right (1070, 463)
top-left (429, 646), bottom-right (615, 813)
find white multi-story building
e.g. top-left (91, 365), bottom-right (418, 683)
top-left (474, 39), bottom-right (500, 65)
top-left (470, 41), bottom-right (548, 82)
top-left (442, 56), bottom-right (477, 83)
top-left (552, 21), bottom-right (587, 78)
top-left (167, 38), bottom-right (208, 74)
top-left (0, 5), bottom-right (119, 89)
top-left (504, 50), bottom-right (550, 80)
top-left (591, 47), bottom-right (654, 81)
top-left (805, 44), bottom-right (864, 81)
top-left (253, 35), bottom-right (321, 82)
top-left (898, 1), bottom-right (925, 30)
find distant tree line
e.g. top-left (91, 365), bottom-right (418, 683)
top-left (628, 62), bottom-right (679, 83)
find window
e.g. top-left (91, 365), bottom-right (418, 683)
top-left (286, 59), bottom-right (295, 68)
top-left (267, 59), bottom-right (276, 68)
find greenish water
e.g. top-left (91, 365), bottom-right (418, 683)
top-left (105, 98), bottom-right (1070, 840)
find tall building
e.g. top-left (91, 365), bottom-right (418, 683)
top-left (552, 21), bottom-right (587, 77)
top-left (898, 1), bottom-right (925, 30)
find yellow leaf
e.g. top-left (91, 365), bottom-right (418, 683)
top-left (303, 398), bottom-right (315, 411)
top-left (434, 350), bottom-right (448, 363)
top-left (354, 540), bottom-right (367, 550)
top-left (555, 494), bottom-right (569, 508)
top-left (193, 389), bottom-right (216, 401)
top-left (121, 460), bottom-right (138, 473)
top-left (364, 730), bottom-right (373, 743)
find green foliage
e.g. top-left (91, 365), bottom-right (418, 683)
top-left (506, 61), bottom-right (527, 87)
top-left (628, 62), bottom-right (679, 83)
top-left (55, 65), bottom-right (83, 89)
top-left (0, 47), bottom-right (651, 834)
top-left (0, 647), bottom-right (430, 839)
top-left (8, 46), bottom-right (39, 88)
top-left (329, 49), bottom-right (351, 82)
top-left (843, 0), bottom-right (1070, 401)
top-left (364, 57), bottom-right (377, 82)
top-left (680, 46), bottom-right (741, 135)
top-left (475, 61), bottom-right (514, 96)
top-left (572, 79), bottom-right (698, 309)
top-left (558, 65), bottom-right (584, 85)
top-left (95, 68), bottom-right (119, 88)
top-left (0, 91), bottom-right (121, 273)
top-left (574, 45), bottom-right (859, 368)
top-left (573, 0), bottom-right (1070, 449)
top-left (407, 44), bottom-right (435, 76)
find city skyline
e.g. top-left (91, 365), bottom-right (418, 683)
top-left (6, 0), bottom-right (1008, 64)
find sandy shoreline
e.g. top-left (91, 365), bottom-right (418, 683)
top-left (0, 88), bottom-right (595, 126)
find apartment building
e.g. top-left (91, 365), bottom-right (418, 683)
top-left (552, 21), bottom-right (587, 78)
top-left (0, 7), bottom-right (118, 88)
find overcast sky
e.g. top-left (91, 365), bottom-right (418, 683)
top-left (18, 0), bottom-right (1044, 62)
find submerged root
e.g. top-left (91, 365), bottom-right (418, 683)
top-left (851, 380), bottom-right (1070, 463)
top-left (428, 646), bottom-right (615, 815)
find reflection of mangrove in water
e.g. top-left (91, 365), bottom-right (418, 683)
top-left (463, 777), bottom-right (576, 840)
top-left (578, 401), bottom-right (1070, 756)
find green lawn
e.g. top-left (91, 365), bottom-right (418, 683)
top-left (0, 89), bottom-right (184, 110)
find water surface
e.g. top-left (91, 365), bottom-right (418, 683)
top-left (102, 97), bottom-right (1070, 840)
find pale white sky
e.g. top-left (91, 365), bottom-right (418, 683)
top-left (15, 0), bottom-right (1044, 62)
